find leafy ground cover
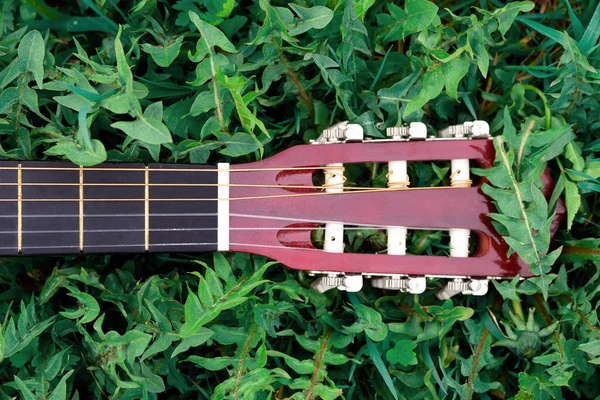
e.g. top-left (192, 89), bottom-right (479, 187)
top-left (0, 0), bottom-right (599, 398)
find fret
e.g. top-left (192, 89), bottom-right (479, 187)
top-left (21, 162), bottom-right (79, 255)
top-left (144, 166), bottom-right (149, 251)
top-left (17, 163), bottom-right (22, 252)
top-left (0, 162), bottom-right (18, 254)
top-left (83, 163), bottom-right (145, 253)
top-left (148, 164), bottom-right (218, 252)
top-left (79, 165), bottom-right (84, 251)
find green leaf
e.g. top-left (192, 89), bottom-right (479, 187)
top-left (341, 2), bottom-right (371, 80)
top-left (188, 11), bottom-right (236, 59)
top-left (115, 27), bottom-right (133, 88)
top-left (343, 304), bottom-right (388, 342)
top-left (564, 178), bottom-right (580, 231)
top-left (492, 276), bottom-right (521, 301)
top-left (68, 291), bottom-right (100, 324)
top-left (443, 56), bottom-right (470, 100)
top-left (104, 330), bottom-right (152, 364)
top-left (190, 91), bottom-right (216, 116)
top-left (251, 0), bottom-right (297, 45)
top-left (468, 22), bottom-right (490, 77)
top-left (13, 376), bottom-right (36, 400)
top-left (386, 340), bottom-right (418, 366)
top-left (354, 0), bottom-right (376, 22)
top-left (578, 340), bottom-right (600, 357)
top-left (267, 350), bottom-right (315, 375)
top-left (47, 370), bottom-right (74, 400)
top-left (579, 2), bottom-right (600, 54)
top-left (141, 35), bottom-right (184, 68)
top-left (518, 17), bottom-right (565, 45)
top-left (403, 0), bottom-right (439, 37)
top-left (287, 5), bottom-right (334, 36)
top-left (404, 66), bottom-right (444, 117)
top-left (495, 2), bottom-right (535, 36)
top-left (171, 328), bottom-right (213, 358)
top-left (219, 132), bottom-right (261, 157)
top-left (0, 323), bottom-right (5, 363)
top-left (111, 103), bottom-right (173, 145)
top-left (45, 139), bottom-right (107, 167)
top-left (563, 0), bottom-right (584, 40)
top-left (366, 338), bottom-right (398, 400)
top-left (17, 30), bottom-right (45, 88)
top-left (180, 263), bottom-right (273, 337)
top-left (564, 142), bottom-right (585, 171)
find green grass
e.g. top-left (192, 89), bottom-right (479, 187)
top-left (0, 0), bottom-right (599, 398)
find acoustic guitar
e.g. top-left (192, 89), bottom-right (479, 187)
top-left (0, 120), bottom-right (564, 299)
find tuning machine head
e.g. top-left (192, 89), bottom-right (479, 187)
top-left (311, 121), bottom-right (364, 144)
top-left (310, 272), bottom-right (363, 293)
top-left (439, 120), bottom-right (490, 138)
top-left (386, 122), bottom-right (427, 140)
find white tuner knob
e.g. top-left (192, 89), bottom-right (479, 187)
top-left (439, 121), bottom-right (489, 138)
top-left (386, 122), bottom-right (427, 139)
top-left (312, 121), bottom-right (364, 144)
top-left (340, 275), bottom-right (363, 292)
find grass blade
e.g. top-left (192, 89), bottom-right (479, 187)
top-left (517, 17), bottom-right (565, 45)
top-left (563, 0), bottom-right (585, 40)
top-left (366, 337), bottom-right (398, 400)
top-left (580, 2), bottom-right (600, 54)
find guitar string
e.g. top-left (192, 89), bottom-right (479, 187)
top-left (0, 211), bottom-right (421, 229)
top-left (0, 211), bottom-right (428, 251)
top-left (0, 226), bottom-right (388, 234)
top-left (0, 213), bottom-right (426, 250)
top-left (0, 166), bottom-right (343, 173)
top-left (0, 209), bottom-right (411, 234)
top-left (0, 185), bottom-right (466, 203)
top-left (0, 182), bottom-right (392, 190)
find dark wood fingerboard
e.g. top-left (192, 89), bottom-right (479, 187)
top-left (0, 161), bottom-right (218, 255)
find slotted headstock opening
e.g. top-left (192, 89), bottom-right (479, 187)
top-left (302, 161), bottom-right (484, 191)
top-left (309, 225), bottom-right (481, 256)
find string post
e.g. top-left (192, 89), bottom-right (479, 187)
top-left (386, 130), bottom-right (413, 258)
top-left (323, 162), bottom-right (345, 254)
top-left (449, 158), bottom-right (472, 258)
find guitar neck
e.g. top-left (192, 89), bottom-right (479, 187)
top-left (0, 161), bottom-right (221, 255)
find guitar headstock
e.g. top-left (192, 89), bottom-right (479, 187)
top-left (226, 121), bottom-right (565, 298)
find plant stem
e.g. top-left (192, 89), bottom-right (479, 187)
top-left (234, 324), bottom-right (258, 399)
top-left (521, 84), bottom-right (551, 130)
top-left (466, 328), bottom-right (489, 400)
top-left (533, 294), bottom-right (565, 362)
top-left (306, 331), bottom-right (331, 400)
top-left (280, 53), bottom-right (315, 123)
top-left (511, 297), bottom-right (526, 324)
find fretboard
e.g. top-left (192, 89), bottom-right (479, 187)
top-left (0, 161), bottom-right (218, 255)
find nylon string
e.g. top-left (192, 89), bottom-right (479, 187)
top-left (0, 212), bottom-right (404, 251)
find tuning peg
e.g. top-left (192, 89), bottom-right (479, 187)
top-left (436, 278), bottom-right (489, 299)
top-left (439, 120), bottom-right (489, 138)
top-left (371, 276), bottom-right (426, 294)
top-left (386, 122), bottom-right (427, 139)
top-left (311, 121), bottom-right (364, 144)
top-left (311, 273), bottom-right (363, 293)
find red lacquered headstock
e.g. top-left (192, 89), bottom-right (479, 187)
top-left (226, 122), bottom-right (565, 296)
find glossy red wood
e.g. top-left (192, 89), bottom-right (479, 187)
top-left (229, 139), bottom-right (565, 278)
